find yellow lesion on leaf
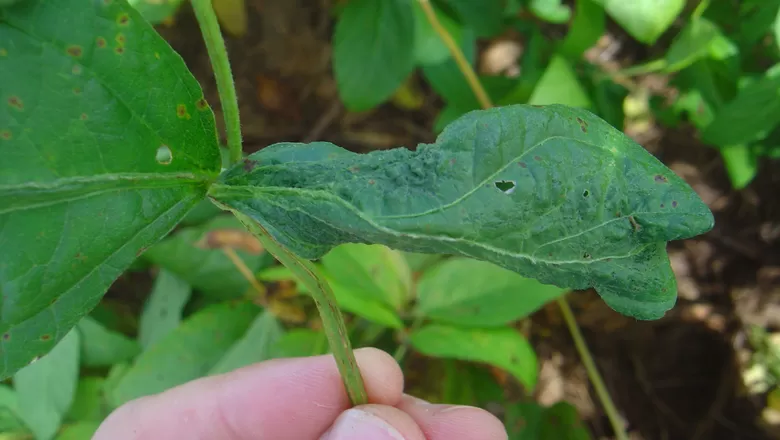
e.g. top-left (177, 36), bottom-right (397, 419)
top-left (117, 12), bottom-right (130, 26)
top-left (196, 98), bottom-right (209, 111)
top-left (96, 37), bottom-right (107, 48)
top-left (7, 96), bottom-right (23, 110)
top-left (176, 104), bottom-right (191, 120)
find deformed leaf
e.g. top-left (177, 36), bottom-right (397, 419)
top-left (211, 104), bottom-right (714, 320)
top-left (13, 329), bottom-right (80, 440)
top-left (0, 0), bottom-right (221, 379)
top-left (106, 301), bottom-right (259, 408)
top-left (410, 324), bottom-right (538, 391)
top-left (415, 258), bottom-right (568, 327)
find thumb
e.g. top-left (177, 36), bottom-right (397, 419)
top-left (320, 405), bottom-right (426, 440)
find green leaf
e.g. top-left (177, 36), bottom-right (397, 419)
top-left (0, 0), bottom-right (221, 379)
top-left (595, 0), bottom-right (685, 44)
top-left (701, 69), bottom-right (780, 147)
top-left (0, 385), bottom-right (28, 434)
top-left (558, 0), bottom-right (606, 59)
top-left (105, 301), bottom-right (259, 408)
top-left (54, 421), bottom-right (101, 440)
top-left (328, 279), bottom-right (404, 329)
top-left (321, 244), bottom-right (412, 311)
top-left (528, 56), bottom-right (592, 108)
top-left (410, 324), bottom-right (538, 391)
top-left (416, 258), bottom-right (568, 327)
top-left (530, 0), bottom-right (571, 24)
top-left (212, 105), bottom-right (714, 320)
top-left (208, 311), bottom-right (283, 375)
top-left (422, 28), bottom-right (477, 109)
top-left (77, 317), bottom-right (139, 368)
top-left (127, 0), bottom-right (185, 24)
top-left (440, 0), bottom-right (505, 37)
top-left (143, 215), bottom-right (270, 299)
top-left (441, 361), bottom-right (504, 406)
top-left (506, 401), bottom-right (592, 440)
top-left (65, 377), bottom-right (106, 423)
top-left (333, 0), bottom-right (415, 111)
top-left (412, 1), bottom-right (463, 66)
top-left (138, 269), bottom-right (192, 349)
top-left (270, 329), bottom-right (328, 358)
top-left (13, 329), bottom-right (80, 440)
top-left (720, 145), bottom-right (758, 190)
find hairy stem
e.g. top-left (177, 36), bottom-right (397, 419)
top-left (416, 0), bottom-right (493, 109)
top-left (558, 297), bottom-right (629, 440)
top-left (191, 0), bottom-right (243, 165)
top-left (421, 4), bottom-right (629, 438)
top-left (230, 210), bottom-right (369, 406)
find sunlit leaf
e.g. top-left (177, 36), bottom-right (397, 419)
top-left (595, 0), bottom-right (685, 44)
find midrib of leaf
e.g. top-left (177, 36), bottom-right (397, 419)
top-left (0, 193), bottom-right (200, 374)
top-left (0, 172), bottom-right (213, 215)
top-left (209, 184), bottom-right (654, 266)
top-left (0, 14), bottom-right (213, 172)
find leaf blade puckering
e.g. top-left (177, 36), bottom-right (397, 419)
top-left (0, 0), bottom-right (220, 379)
top-left (212, 104), bottom-right (714, 320)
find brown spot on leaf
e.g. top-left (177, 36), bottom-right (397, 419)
top-left (672, 200), bottom-right (678, 208)
top-left (518, 161), bottom-right (527, 168)
top-left (242, 158), bottom-right (258, 172)
top-left (80, 113), bottom-right (88, 121)
top-left (73, 87), bottom-right (82, 95)
top-left (115, 46), bottom-right (125, 55)
top-left (2, 333), bottom-right (9, 341)
top-left (196, 98), bottom-right (208, 111)
top-left (660, 203), bottom-right (665, 208)
top-left (1, 130), bottom-right (11, 140)
top-left (0, 48), bottom-right (7, 57)
top-left (533, 155), bottom-right (542, 161)
top-left (7, 96), bottom-right (23, 110)
top-left (615, 211), bottom-right (622, 217)
top-left (116, 34), bottom-right (126, 45)
top-left (136, 246), bottom-right (148, 257)
top-left (40, 334), bottom-right (51, 341)
top-left (96, 37), bottom-right (107, 48)
top-left (66, 45), bottom-right (83, 58)
top-left (368, 179), bottom-right (376, 185)
top-left (576, 117), bottom-right (588, 132)
top-left (176, 104), bottom-right (190, 119)
top-left (117, 13), bottom-right (130, 26)
top-left (628, 216), bottom-right (641, 231)
top-left (654, 174), bottom-right (668, 183)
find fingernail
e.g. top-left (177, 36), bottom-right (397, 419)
top-left (320, 408), bottom-right (405, 440)
top-left (403, 394), bottom-right (471, 414)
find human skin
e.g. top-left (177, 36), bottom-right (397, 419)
top-left (92, 347), bottom-right (509, 440)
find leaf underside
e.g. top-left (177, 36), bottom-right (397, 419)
top-left (212, 104), bottom-right (714, 321)
top-left (0, 0), bottom-right (220, 379)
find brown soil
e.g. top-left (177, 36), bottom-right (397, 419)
top-left (123, 1), bottom-right (780, 438)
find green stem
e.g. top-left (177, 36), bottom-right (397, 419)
top-left (557, 297), bottom-right (629, 440)
top-left (230, 210), bottom-right (369, 406)
top-left (191, 0), bottom-right (243, 165)
top-left (393, 316), bottom-right (424, 364)
top-left (423, 5), bottom-right (629, 438)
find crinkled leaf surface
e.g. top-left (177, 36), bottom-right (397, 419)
top-left (0, 0), bottom-right (221, 379)
top-left (211, 104), bottom-right (714, 320)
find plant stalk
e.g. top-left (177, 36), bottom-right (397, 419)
top-left (231, 210), bottom-right (369, 406)
top-left (421, 4), bottom-right (629, 438)
top-left (191, 0), bottom-right (243, 166)
top-left (557, 297), bottom-right (629, 440)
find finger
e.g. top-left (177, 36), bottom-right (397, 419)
top-left (397, 395), bottom-right (508, 440)
top-left (93, 347), bottom-right (404, 440)
top-left (319, 404), bottom-right (426, 440)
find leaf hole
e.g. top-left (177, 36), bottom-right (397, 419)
top-left (495, 180), bottom-right (516, 194)
top-left (654, 174), bottom-right (668, 183)
top-left (156, 145), bottom-right (173, 165)
top-left (583, 252), bottom-right (591, 259)
top-left (582, 190), bottom-right (590, 198)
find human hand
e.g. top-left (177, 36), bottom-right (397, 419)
top-left (93, 347), bottom-right (508, 439)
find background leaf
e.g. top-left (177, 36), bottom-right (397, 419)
top-left (65, 377), bottom-right (107, 424)
top-left (208, 311), bottom-right (283, 375)
top-left (0, 0), bottom-right (221, 379)
top-left (505, 401), bottom-right (592, 439)
top-left (127, 0), bottom-right (184, 24)
top-left (270, 329), bottom-right (328, 359)
top-left (213, 105), bottom-right (714, 320)
top-left (410, 324), bottom-right (538, 391)
top-left (333, 0), bottom-right (415, 111)
top-left (439, 0), bottom-right (505, 37)
top-left (412, 1), bottom-right (463, 66)
top-left (138, 269), bottom-right (192, 349)
top-left (416, 258), bottom-right (568, 327)
top-left (558, 0), bottom-right (605, 59)
top-left (0, 385), bottom-right (28, 434)
top-left (77, 317), bottom-right (139, 368)
top-left (596, 0), bottom-right (685, 44)
top-left (13, 329), bottom-right (80, 440)
top-left (143, 215), bottom-right (271, 299)
top-left (106, 301), bottom-right (259, 408)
